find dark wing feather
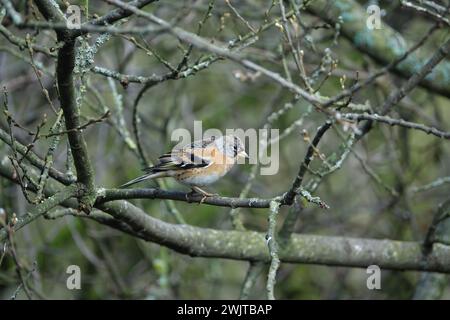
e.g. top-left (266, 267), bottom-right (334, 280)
top-left (143, 150), bottom-right (210, 173)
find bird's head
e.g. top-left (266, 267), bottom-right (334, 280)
top-left (216, 135), bottom-right (248, 160)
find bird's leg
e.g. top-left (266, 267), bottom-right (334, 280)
top-left (192, 186), bottom-right (218, 197)
top-left (191, 186), bottom-right (218, 204)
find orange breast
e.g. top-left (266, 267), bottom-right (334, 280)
top-left (174, 146), bottom-right (235, 186)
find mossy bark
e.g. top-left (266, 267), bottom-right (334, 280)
top-left (97, 200), bottom-right (450, 273)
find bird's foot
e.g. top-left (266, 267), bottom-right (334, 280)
top-left (190, 186), bottom-right (218, 204)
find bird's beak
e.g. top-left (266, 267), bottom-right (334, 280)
top-left (238, 150), bottom-right (249, 159)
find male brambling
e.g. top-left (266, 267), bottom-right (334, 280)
top-left (120, 135), bottom-right (248, 197)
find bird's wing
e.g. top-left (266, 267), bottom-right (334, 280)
top-left (144, 147), bottom-right (213, 173)
top-left (188, 136), bottom-right (217, 149)
top-left (142, 137), bottom-right (218, 173)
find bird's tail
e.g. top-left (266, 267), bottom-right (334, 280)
top-left (119, 171), bottom-right (166, 188)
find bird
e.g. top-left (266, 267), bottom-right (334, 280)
top-left (120, 135), bottom-right (248, 198)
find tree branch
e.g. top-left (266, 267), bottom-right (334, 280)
top-left (95, 200), bottom-right (450, 273)
top-left (72, 0), bottom-right (158, 38)
top-left (56, 40), bottom-right (96, 212)
top-left (0, 184), bottom-right (80, 242)
top-left (283, 121), bottom-right (332, 205)
top-left (343, 113), bottom-right (450, 139)
top-left (357, 37), bottom-right (450, 138)
top-left (0, 127), bottom-right (74, 185)
top-left (2, 161), bottom-right (450, 274)
top-left (308, 0), bottom-right (450, 97)
top-left (31, 0), bottom-right (97, 211)
top-left (96, 188), bottom-right (283, 208)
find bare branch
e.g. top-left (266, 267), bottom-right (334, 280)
top-left (343, 113), bottom-right (450, 139)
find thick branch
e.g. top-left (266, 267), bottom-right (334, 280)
top-left (413, 199), bottom-right (450, 299)
top-left (97, 200), bottom-right (450, 273)
top-left (32, 0), bottom-right (97, 211)
top-left (56, 40), bottom-right (96, 211)
top-left (33, 0), bottom-right (65, 22)
top-left (2, 161), bottom-right (450, 273)
top-left (33, 0), bottom-right (70, 39)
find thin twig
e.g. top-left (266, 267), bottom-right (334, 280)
top-left (266, 200), bottom-right (281, 300)
top-left (343, 113), bottom-right (450, 140)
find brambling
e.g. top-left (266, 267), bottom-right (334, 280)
top-left (120, 135), bottom-right (248, 197)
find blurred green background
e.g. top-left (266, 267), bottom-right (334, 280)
top-left (0, 0), bottom-right (449, 299)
